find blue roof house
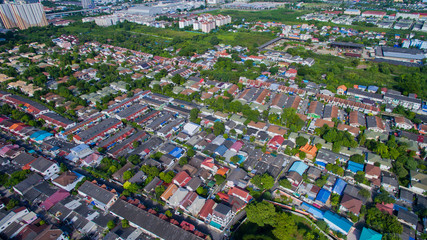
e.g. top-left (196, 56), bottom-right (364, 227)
top-left (323, 210), bottom-right (353, 235)
top-left (360, 227), bottom-right (382, 240)
top-left (367, 86), bottom-right (379, 93)
top-left (169, 147), bottom-right (184, 158)
top-left (288, 161), bottom-right (309, 176)
top-left (301, 203), bottom-right (325, 220)
top-left (315, 188), bottom-right (331, 205)
top-left (347, 161), bottom-right (364, 173)
top-left (332, 178), bottom-right (347, 195)
top-left (30, 131), bottom-right (53, 143)
top-left (214, 145), bottom-right (228, 157)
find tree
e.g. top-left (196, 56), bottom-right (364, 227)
top-left (132, 141), bottom-right (140, 148)
top-left (155, 185), bottom-right (165, 198)
top-left (121, 219), bottom-right (130, 228)
top-left (271, 213), bottom-right (297, 240)
top-left (365, 207), bottom-right (402, 234)
top-left (159, 171), bottom-right (175, 183)
top-left (279, 178), bottom-right (292, 189)
top-left (107, 220), bottom-right (116, 230)
top-left (165, 210), bottom-right (173, 218)
top-left (251, 173), bottom-right (274, 191)
top-left (295, 136), bottom-right (308, 146)
top-left (187, 148), bottom-right (195, 157)
top-left (123, 170), bottom-right (134, 181)
top-left (196, 186), bottom-right (208, 196)
top-left (330, 193), bottom-right (340, 207)
top-left (60, 163), bottom-right (68, 173)
top-left (6, 199), bottom-right (18, 210)
top-left (349, 154), bottom-right (365, 164)
top-left (189, 108), bottom-right (200, 122)
top-left (359, 188), bottom-right (371, 199)
top-left (298, 151), bottom-right (306, 160)
top-left (245, 202), bottom-right (277, 227)
top-left (214, 174), bottom-right (226, 185)
top-left (213, 122), bottom-right (225, 136)
top-left (231, 155), bottom-right (240, 164)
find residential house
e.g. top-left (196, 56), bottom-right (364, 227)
top-left (77, 181), bottom-right (118, 210)
top-left (30, 157), bottom-right (59, 179)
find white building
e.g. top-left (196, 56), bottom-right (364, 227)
top-left (30, 157), bottom-right (60, 179)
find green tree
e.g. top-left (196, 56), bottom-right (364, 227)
top-left (358, 188), bottom-right (371, 199)
top-left (251, 173), bottom-right (274, 191)
top-left (123, 170), bottom-right (134, 181)
top-left (365, 207), bottom-right (402, 234)
top-left (245, 201), bottom-right (277, 227)
top-left (214, 174), bottom-right (226, 185)
top-left (6, 199), bottom-right (18, 210)
top-left (295, 136), bottom-right (308, 146)
top-left (272, 213), bottom-right (297, 240)
top-left (189, 108), bottom-right (200, 122)
top-left (349, 154), bottom-right (365, 164)
top-left (159, 171), bottom-right (175, 183)
top-left (121, 219), bottom-right (130, 228)
top-left (279, 178), bottom-right (292, 189)
top-left (107, 220), bottom-right (116, 230)
top-left (196, 186), bottom-right (208, 196)
top-left (213, 122), bottom-right (225, 136)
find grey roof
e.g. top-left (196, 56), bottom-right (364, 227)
top-left (13, 173), bottom-right (43, 194)
top-left (30, 157), bottom-right (56, 172)
top-left (117, 104), bottom-right (147, 119)
top-left (347, 88), bottom-right (383, 101)
top-left (41, 112), bottom-right (74, 125)
top-left (13, 152), bottom-right (36, 166)
top-left (213, 203), bottom-right (232, 217)
top-left (109, 199), bottom-right (202, 240)
top-left (366, 116), bottom-right (378, 129)
top-left (76, 118), bottom-right (121, 143)
top-left (400, 188), bottom-right (414, 202)
top-left (397, 209), bottom-right (418, 226)
top-left (128, 171), bottom-right (147, 184)
top-left (343, 184), bottom-right (368, 203)
top-left (8, 95), bottom-right (49, 112)
top-left (186, 177), bottom-right (202, 191)
top-left (78, 181), bottom-right (116, 205)
top-left (144, 176), bottom-right (162, 192)
top-left (316, 149), bottom-right (349, 164)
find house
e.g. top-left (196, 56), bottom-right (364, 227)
top-left (395, 116), bottom-right (413, 130)
top-left (182, 122), bottom-right (201, 136)
top-left (306, 167), bottom-right (321, 180)
top-left (198, 199), bottom-right (216, 221)
top-left (349, 111), bottom-right (366, 128)
top-left (52, 171), bottom-right (84, 192)
top-left (172, 171), bottom-right (192, 187)
top-left (365, 164), bottom-right (381, 180)
top-left (366, 116), bottom-right (385, 132)
top-left (266, 125), bottom-right (287, 137)
top-left (315, 188), bottom-right (331, 205)
top-left (409, 170), bottom-right (427, 194)
top-left (307, 101), bottom-right (323, 119)
top-left (299, 143), bottom-right (318, 160)
top-left (228, 187), bottom-right (251, 203)
top-left (226, 168), bottom-right (248, 188)
top-left (66, 144), bottom-right (93, 163)
top-left (332, 178), bottom-right (347, 195)
top-left (112, 162), bottom-right (134, 184)
top-left (347, 161), bottom-right (364, 173)
top-left (267, 135), bottom-right (284, 151)
top-left (186, 177), bottom-right (202, 192)
top-left (399, 188), bottom-right (414, 205)
top-left (108, 199), bottom-right (202, 240)
top-left (382, 172), bottom-right (399, 193)
top-left (337, 85), bottom-right (347, 95)
top-left (360, 227), bottom-right (382, 240)
top-left (397, 209), bottom-right (418, 229)
top-left (323, 210), bottom-right (353, 235)
top-left (210, 203), bottom-right (235, 229)
top-left (160, 184), bottom-right (178, 201)
top-left (340, 194), bottom-right (362, 216)
top-left (77, 181), bottom-right (118, 210)
top-left (29, 157), bottom-right (59, 179)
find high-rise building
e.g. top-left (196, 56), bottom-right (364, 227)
top-left (0, 3), bottom-right (48, 30)
top-left (81, 0), bottom-right (94, 9)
